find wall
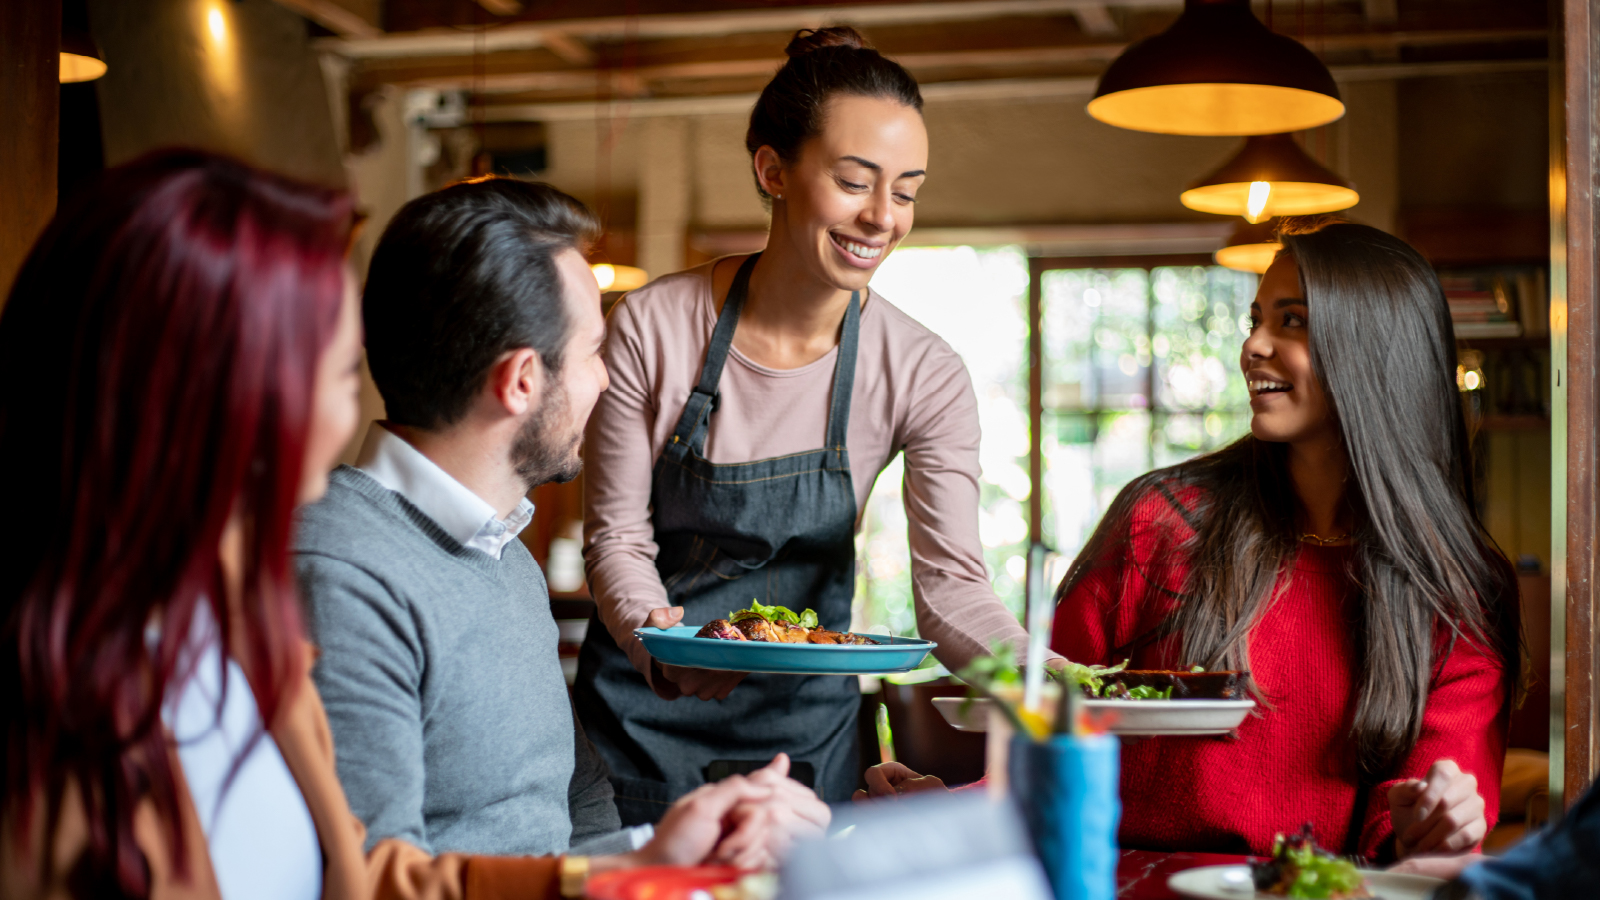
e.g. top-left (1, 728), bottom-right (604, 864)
top-left (0, 0), bottom-right (60, 300)
top-left (89, 0), bottom-right (344, 186)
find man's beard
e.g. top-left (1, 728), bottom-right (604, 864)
top-left (511, 379), bottom-right (583, 489)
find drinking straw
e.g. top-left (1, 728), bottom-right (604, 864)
top-left (876, 703), bottom-right (896, 764)
top-left (1022, 542), bottom-right (1050, 715)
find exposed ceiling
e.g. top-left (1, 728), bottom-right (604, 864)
top-left (278, 0), bottom-right (1550, 122)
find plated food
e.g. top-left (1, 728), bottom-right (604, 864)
top-left (695, 600), bottom-right (880, 645)
top-left (1251, 825), bottom-right (1371, 899)
top-left (1061, 659), bottom-right (1247, 701)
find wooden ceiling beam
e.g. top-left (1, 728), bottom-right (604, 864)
top-left (467, 58), bottom-right (1546, 122)
top-left (271, 0), bottom-right (382, 37)
top-left (350, 27), bottom-right (1548, 94)
top-left (322, 0), bottom-right (1179, 58)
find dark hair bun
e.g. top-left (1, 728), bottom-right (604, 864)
top-left (785, 26), bottom-right (869, 57)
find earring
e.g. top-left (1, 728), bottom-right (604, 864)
top-left (774, 193), bottom-right (783, 200)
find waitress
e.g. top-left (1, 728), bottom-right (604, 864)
top-left (574, 26), bottom-right (1057, 823)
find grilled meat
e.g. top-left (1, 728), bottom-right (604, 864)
top-left (806, 629), bottom-right (877, 645)
top-left (701, 616), bottom-right (880, 645)
top-left (695, 619), bottom-right (747, 641)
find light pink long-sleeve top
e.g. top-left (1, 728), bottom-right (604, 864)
top-left (582, 257), bottom-right (1046, 683)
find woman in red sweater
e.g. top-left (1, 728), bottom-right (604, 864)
top-left (1047, 219), bottom-right (1517, 862)
top-left (862, 220), bottom-right (1516, 864)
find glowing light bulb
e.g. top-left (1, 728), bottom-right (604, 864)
top-left (592, 264), bottom-right (616, 291)
top-left (1246, 181), bottom-right (1272, 224)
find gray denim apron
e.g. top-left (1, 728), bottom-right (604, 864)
top-left (575, 253), bottom-right (862, 824)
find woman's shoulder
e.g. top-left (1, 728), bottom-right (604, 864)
top-left (865, 291), bottom-right (961, 362)
top-left (608, 261), bottom-right (717, 328)
top-left (1119, 472), bottom-right (1207, 540)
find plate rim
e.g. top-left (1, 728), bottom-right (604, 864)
top-left (1166, 863), bottom-right (1445, 899)
top-left (635, 625), bottom-right (938, 651)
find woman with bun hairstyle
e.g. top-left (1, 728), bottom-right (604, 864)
top-left (861, 220), bottom-right (1516, 861)
top-left (1048, 219), bottom-right (1517, 861)
top-left (0, 151), bottom-right (795, 900)
top-left (577, 26), bottom-right (1061, 821)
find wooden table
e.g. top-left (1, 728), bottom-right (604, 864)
top-left (1117, 850), bottom-right (1251, 899)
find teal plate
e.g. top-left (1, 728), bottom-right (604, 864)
top-left (635, 626), bottom-right (937, 675)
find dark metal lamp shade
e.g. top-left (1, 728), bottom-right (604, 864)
top-left (1181, 134), bottom-right (1357, 222)
top-left (1088, 0), bottom-right (1343, 136)
top-left (1214, 218), bottom-right (1282, 274)
top-left (60, 29), bottom-right (105, 83)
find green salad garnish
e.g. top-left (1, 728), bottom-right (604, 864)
top-left (1055, 658), bottom-right (1129, 696)
top-left (1256, 827), bottom-right (1368, 899)
top-left (730, 599), bottom-right (818, 629)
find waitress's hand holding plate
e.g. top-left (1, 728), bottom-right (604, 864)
top-left (646, 607), bottom-right (749, 700)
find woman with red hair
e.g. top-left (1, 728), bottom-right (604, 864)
top-left (0, 151), bottom-right (786, 900)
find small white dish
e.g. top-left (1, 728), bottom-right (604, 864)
top-left (1167, 864), bottom-right (1444, 900)
top-left (930, 696), bottom-right (1256, 736)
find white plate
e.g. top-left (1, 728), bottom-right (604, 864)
top-left (1167, 864), bottom-right (1444, 899)
top-left (930, 696), bottom-right (1255, 736)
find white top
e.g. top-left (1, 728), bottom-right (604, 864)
top-left (355, 422), bottom-right (535, 559)
top-left (165, 609), bottom-right (321, 900)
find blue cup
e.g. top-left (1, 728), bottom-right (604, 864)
top-left (1007, 733), bottom-right (1121, 900)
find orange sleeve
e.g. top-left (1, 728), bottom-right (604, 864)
top-left (365, 836), bottom-right (561, 900)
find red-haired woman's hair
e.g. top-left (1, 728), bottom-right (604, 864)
top-left (0, 150), bottom-right (352, 897)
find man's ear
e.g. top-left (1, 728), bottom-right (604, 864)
top-left (487, 347), bottom-right (543, 418)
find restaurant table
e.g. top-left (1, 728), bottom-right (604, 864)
top-left (1117, 849), bottom-right (1252, 899)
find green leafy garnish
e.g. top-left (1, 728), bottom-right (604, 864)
top-left (1053, 659), bottom-right (1129, 697)
top-left (1264, 829), bottom-right (1368, 899)
top-left (1190, 664), bottom-right (1206, 673)
top-left (1123, 685), bottom-right (1174, 700)
top-left (729, 599), bottom-right (817, 629)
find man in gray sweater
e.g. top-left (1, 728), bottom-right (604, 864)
top-left (295, 178), bottom-right (827, 874)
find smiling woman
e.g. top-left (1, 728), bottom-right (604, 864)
top-left (575, 26), bottom-right (1056, 824)
top-left (1044, 218), bottom-right (1520, 862)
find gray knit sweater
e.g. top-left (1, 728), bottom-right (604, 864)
top-left (295, 466), bottom-right (620, 856)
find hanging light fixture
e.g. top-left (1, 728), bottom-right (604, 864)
top-left (1181, 133), bottom-right (1357, 222)
top-left (1215, 218), bottom-right (1282, 274)
top-left (59, 28), bottom-right (106, 83)
top-left (592, 263), bottom-right (649, 292)
top-left (1088, 0), bottom-right (1343, 136)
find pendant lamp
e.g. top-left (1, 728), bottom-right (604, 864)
top-left (1181, 134), bottom-right (1357, 223)
top-left (1088, 0), bottom-right (1343, 136)
top-left (60, 28), bottom-right (106, 83)
top-left (592, 263), bottom-right (649, 292)
top-left (1214, 218), bottom-right (1282, 274)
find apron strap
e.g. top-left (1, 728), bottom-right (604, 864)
top-left (669, 253), bottom-right (761, 456)
top-left (824, 291), bottom-right (861, 452)
top-left (667, 253), bottom-right (861, 458)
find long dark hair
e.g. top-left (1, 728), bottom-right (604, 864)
top-left (0, 150), bottom-right (352, 896)
top-left (1058, 220), bottom-right (1516, 776)
top-left (745, 26), bottom-right (923, 200)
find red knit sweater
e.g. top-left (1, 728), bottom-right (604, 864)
top-left (1049, 485), bottom-right (1511, 861)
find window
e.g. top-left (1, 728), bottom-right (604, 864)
top-left (1040, 264), bottom-right (1257, 555)
top-left (852, 251), bottom-right (1257, 638)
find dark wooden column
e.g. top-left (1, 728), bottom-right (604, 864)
top-left (0, 0), bottom-right (61, 300)
top-left (1559, 0), bottom-right (1600, 807)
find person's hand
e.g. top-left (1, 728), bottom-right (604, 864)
top-left (1388, 853), bottom-right (1484, 881)
top-left (644, 607), bottom-right (748, 701)
top-left (631, 774), bottom-right (776, 869)
top-left (1388, 759), bottom-right (1487, 858)
top-left (726, 754), bottom-right (831, 860)
top-left (851, 762), bottom-right (948, 801)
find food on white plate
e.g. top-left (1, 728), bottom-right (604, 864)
top-left (1251, 824), bottom-right (1373, 898)
top-left (1060, 659), bottom-right (1248, 700)
top-left (694, 600), bottom-right (879, 645)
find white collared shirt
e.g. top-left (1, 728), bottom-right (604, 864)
top-left (355, 423), bottom-right (535, 559)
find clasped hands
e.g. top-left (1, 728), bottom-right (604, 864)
top-left (603, 753), bottom-right (830, 874)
